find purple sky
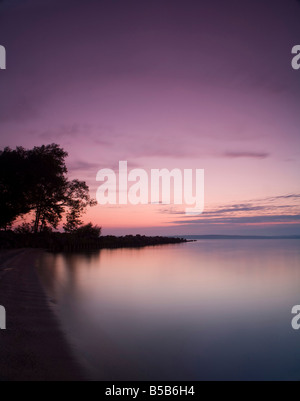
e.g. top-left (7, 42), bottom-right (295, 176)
top-left (0, 0), bottom-right (300, 235)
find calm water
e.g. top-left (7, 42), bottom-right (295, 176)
top-left (37, 240), bottom-right (300, 381)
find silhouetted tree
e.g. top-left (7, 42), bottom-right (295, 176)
top-left (0, 144), bottom-right (96, 232)
top-left (0, 147), bottom-right (31, 230)
top-left (70, 223), bottom-right (102, 239)
top-left (14, 222), bottom-right (33, 234)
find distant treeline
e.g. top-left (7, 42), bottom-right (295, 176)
top-left (0, 231), bottom-right (187, 252)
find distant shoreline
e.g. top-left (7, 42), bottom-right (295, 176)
top-left (0, 232), bottom-right (187, 253)
top-left (1, 232), bottom-right (299, 253)
top-left (180, 235), bottom-right (300, 240)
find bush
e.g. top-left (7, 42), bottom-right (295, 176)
top-left (71, 223), bottom-right (102, 239)
top-left (14, 223), bottom-right (33, 234)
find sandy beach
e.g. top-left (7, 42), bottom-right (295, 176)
top-left (0, 249), bottom-right (86, 381)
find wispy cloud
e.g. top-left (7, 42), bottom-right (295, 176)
top-left (161, 195), bottom-right (300, 218)
top-left (68, 160), bottom-right (101, 172)
top-left (267, 194), bottom-right (300, 201)
top-left (39, 124), bottom-right (112, 147)
top-left (0, 96), bottom-right (39, 123)
top-left (162, 193), bottom-right (300, 230)
top-left (39, 124), bottom-right (83, 140)
top-left (222, 151), bottom-right (270, 159)
top-left (173, 215), bottom-right (300, 225)
top-left (68, 160), bottom-right (141, 173)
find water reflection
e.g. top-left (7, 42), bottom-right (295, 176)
top-left (37, 240), bottom-right (300, 380)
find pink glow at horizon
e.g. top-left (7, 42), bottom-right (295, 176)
top-left (0, 0), bottom-right (300, 235)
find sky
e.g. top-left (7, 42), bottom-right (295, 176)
top-left (0, 0), bottom-right (300, 235)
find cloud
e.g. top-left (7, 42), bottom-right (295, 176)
top-left (205, 204), bottom-right (265, 215)
top-left (136, 148), bottom-right (270, 161)
top-left (0, 97), bottom-right (40, 123)
top-left (222, 151), bottom-right (270, 159)
top-left (268, 194), bottom-right (300, 201)
top-left (68, 160), bottom-right (141, 173)
top-left (160, 208), bottom-right (185, 214)
top-left (160, 204), bottom-right (266, 216)
top-left (38, 124), bottom-right (113, 147)
top-left (68, 160), bottom-right (101, 172)
top-left (203, 203), bottom-right (296, 217)
top-left (160, 195), bottom-right (300, 218)
top-left (164, 192), bottom-right (300, 230)
top-left (173, 215), bottom-right (300, 225)
top-left (39, 124), bottom-right (83, 140)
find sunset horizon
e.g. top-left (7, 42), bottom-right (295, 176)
top-left (1, 0), bottom-right (300, 383)
top-left (1, 1), bottom-right (300, 237)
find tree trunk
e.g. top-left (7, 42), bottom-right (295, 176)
top-left (34, 207), bottom-right (41, 234)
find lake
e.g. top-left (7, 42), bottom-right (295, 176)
top-left (37, 239), bottom-right (300, 381)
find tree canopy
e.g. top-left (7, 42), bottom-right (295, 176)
top-left (71, 223), bottom-right (102, 239)
top-left (0, 144), bottom-right (96, 232)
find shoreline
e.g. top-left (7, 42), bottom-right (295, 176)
top-left (0, 232), bottom-right (187, 252)
top-left (0, 249), bottom-right (86, 381)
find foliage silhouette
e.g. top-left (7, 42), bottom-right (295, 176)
top-left (0, 144), bottom-right (96, 232)
top-left (0, 147), bottom-right (30, 229)
top-left (70, 223), bottom-right (102, 239)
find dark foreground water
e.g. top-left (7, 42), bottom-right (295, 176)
top-left (37, 240), bottom-right (300, 381)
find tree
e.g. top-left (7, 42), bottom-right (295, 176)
top-left (70, 223), bottom-right (102, 239)
top-left (14, 223), bottom-right (33, 234)
top-left (0, 144), bottom-right (96, 232)
top-left (62, 180), bottom-right (97, 233)
top-left (0, 147), bottom-right (31, 230)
